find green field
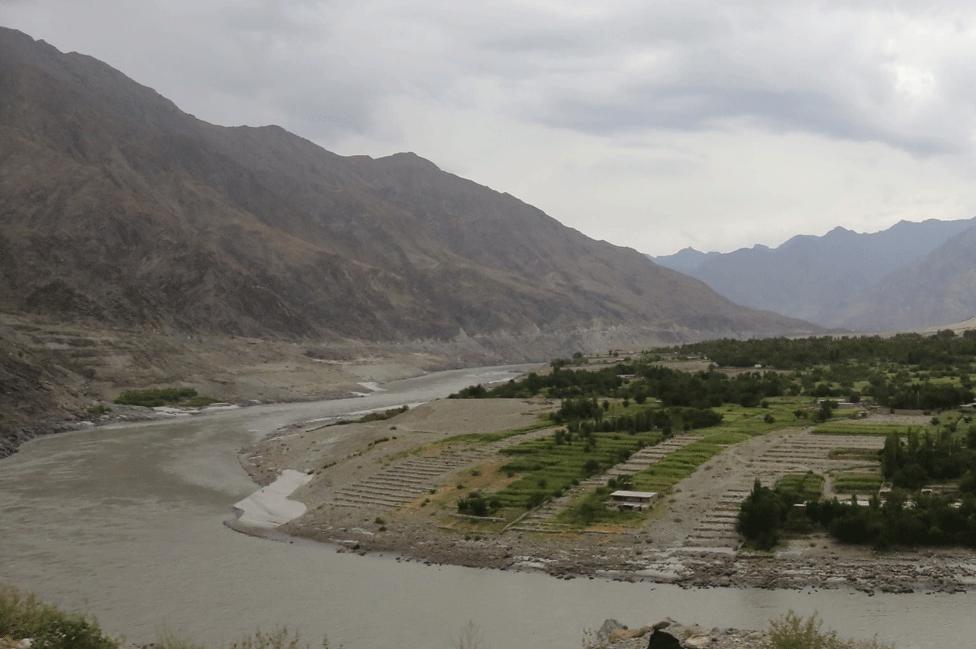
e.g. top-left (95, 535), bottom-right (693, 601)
top-left (631, 431), bottom-right (750, 493)
top-left (713, 397), bottom-right (812, 435)
top-left (556, 487), bottom-right (643, 527)
top-left (832, 471), bottom-right (883, 494)
top-left (490, 430), bottom-right (662, 510)
top-left (775, 472), bottom-right (825, 501)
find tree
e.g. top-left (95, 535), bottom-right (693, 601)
top-left (737, 479), bottom-right (787, 549)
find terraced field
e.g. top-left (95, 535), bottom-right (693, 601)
top-left (775, 472), bottom-right (825, 500)
top-left (833, 471), bottom-right (884, 494)
top-left (656, 429), bottom-right (886, 550)
top-left (813, 421), bottom-right (923, 436)
top-left (493, 429), bottom-right (662, 510)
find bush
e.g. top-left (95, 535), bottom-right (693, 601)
top-left (768, 612), bottom-right (892, 649)
top-left (456, 492), bottom-right (500, 517)
top-left (0, 586), bottom-right (117, 649)
top-left (114, 387), bottom-right (204, 408)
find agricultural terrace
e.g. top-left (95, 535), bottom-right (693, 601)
top-left (449, 334), bottom-right (976, 546)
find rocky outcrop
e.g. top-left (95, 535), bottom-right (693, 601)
top-left (588, 619), bottom-right (767, 649)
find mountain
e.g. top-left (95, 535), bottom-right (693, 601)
top-left (651, 247), bottom-right (722, 275)
top-left (0, 27), bottom-right (814, 352)
top-left (652, 219), bottom-right (976, 330)
top-left (838, 226), bottom-right (976, 331)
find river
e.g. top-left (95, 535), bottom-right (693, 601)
top-left (0, 364), bottom-right (971, 648)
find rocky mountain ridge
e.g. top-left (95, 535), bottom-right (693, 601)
top-left (653, 218), bottom-right (976, 330)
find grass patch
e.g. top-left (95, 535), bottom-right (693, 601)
top-left (768, 612), bottom-right (893, 649)
top-left (0, 585), bottom-right (116, 649)
top-left (0, 585), bottom-right (335, 649)
top-left (489, 430), bottom-right (662, 511)
top-left (556, 487), bottom-right (643, 527)
top-left (833, 472), bottom-right (883, 494)
top-left (631, 431), bottom-right (750, 493)
top-left (113, 387), bottom-right (216, 408)
top-left (714, 397), bottom-right (811, 435)
top-left (775, 472), bottom-right (825, 501)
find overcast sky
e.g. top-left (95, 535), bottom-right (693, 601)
top-left (4, 1), bottom-right (976, 254)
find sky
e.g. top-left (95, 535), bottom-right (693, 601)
top-left (4, 1), bottom-right (976, 255)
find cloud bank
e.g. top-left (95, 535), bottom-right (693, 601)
top-left (5, 1), bottom-right (976, 253)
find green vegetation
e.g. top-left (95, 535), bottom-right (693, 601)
top-left (0, 585), bottom-right (115, 649)
top-left (806, 494), bottom-right (976, 548)
top-left (768, 612), bottom-right (893, 649)
top-left (0, 586), bottom-right (335, 649)
top-left (775, 472), bottom-right (825, 501)
top-left (556, 486), bottom-right (642, 527)
top-left (741, 472), bottom-right (976, 549)
top-left (881, 429), bottom-right (976, 490)
top-left (85, 403), bottom-right (112, 417)
top-left (832, 472), bottom-right (883, 494)
top-left (339, 405), bottom-right (408, 425)
top-left (738, 479), bottom-right (791, 549)
top-left (678, 332), bottom-right (976, 411)
top-left (452, 361), bottom-right (791, 409)
top-left (632, 431), bottom-right (750, 493)
top-left (113, 387), bottom-right (216, 408)
top-left (490, 429), bottom-right (662, 510)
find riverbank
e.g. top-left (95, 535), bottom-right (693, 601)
top-left (3, 364), bottom-right (969, 649)
top-left (0, 311), bottom-right (518, 458)
top-left (241, 399), bottom-right (976, 596)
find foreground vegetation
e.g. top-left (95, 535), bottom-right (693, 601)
top-left (0, 586), bottom-right (894, 649)
top-left (113, 387), bottom-right (217, 408)
top-left (767, 612), bottom-right (893, 649)
top-left (0, 586), bottom-right (333, 649)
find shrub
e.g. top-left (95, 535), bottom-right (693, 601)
top-left (768, 612), bottom-right (892, 649)
top-left (114, 387), bottom-right (205, 408)
top-left (0, 586), bottom-right (117, 649)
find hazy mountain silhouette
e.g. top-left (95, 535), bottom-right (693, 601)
top-left (653, 218), bottom-right (976, 330)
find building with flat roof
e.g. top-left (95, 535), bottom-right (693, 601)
top-left (608, 490), bottom-right (658, 511)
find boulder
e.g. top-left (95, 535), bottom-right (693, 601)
top-left (646, 628), bottom-right (682, 649)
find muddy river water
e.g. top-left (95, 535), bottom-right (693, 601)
top-left (0, 365), bottom-right (972, 648)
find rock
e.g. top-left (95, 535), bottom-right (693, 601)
top-left (646, 629), bottom-right (682, 649)
top-left (597, 619), bottom-right (627, 643)
top-left (684, 636), bottom-right (713, 648)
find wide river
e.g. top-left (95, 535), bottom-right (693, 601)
top-left (0, 365), bottom-right (972, 648)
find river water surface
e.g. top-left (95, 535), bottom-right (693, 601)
top-left (0, 365), bottom-right (972, 648)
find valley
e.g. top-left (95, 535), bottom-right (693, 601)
top-left (238, 335), bottom-right (976, 597)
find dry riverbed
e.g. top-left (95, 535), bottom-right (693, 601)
top-left (240, 401), bottom-right (976, 595)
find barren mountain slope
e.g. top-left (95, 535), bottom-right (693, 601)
top-left (839, 225), bottom-right (976, 331)
top-left (0, 27), bottom-right (813, 346)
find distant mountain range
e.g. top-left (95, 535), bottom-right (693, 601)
top-left (0, 27), bottom-right (816, 357)
top-left (653, 218), bottom-right (976, 331)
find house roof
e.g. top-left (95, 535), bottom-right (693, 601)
top-left (609, 490), bottom-right (658, 499)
